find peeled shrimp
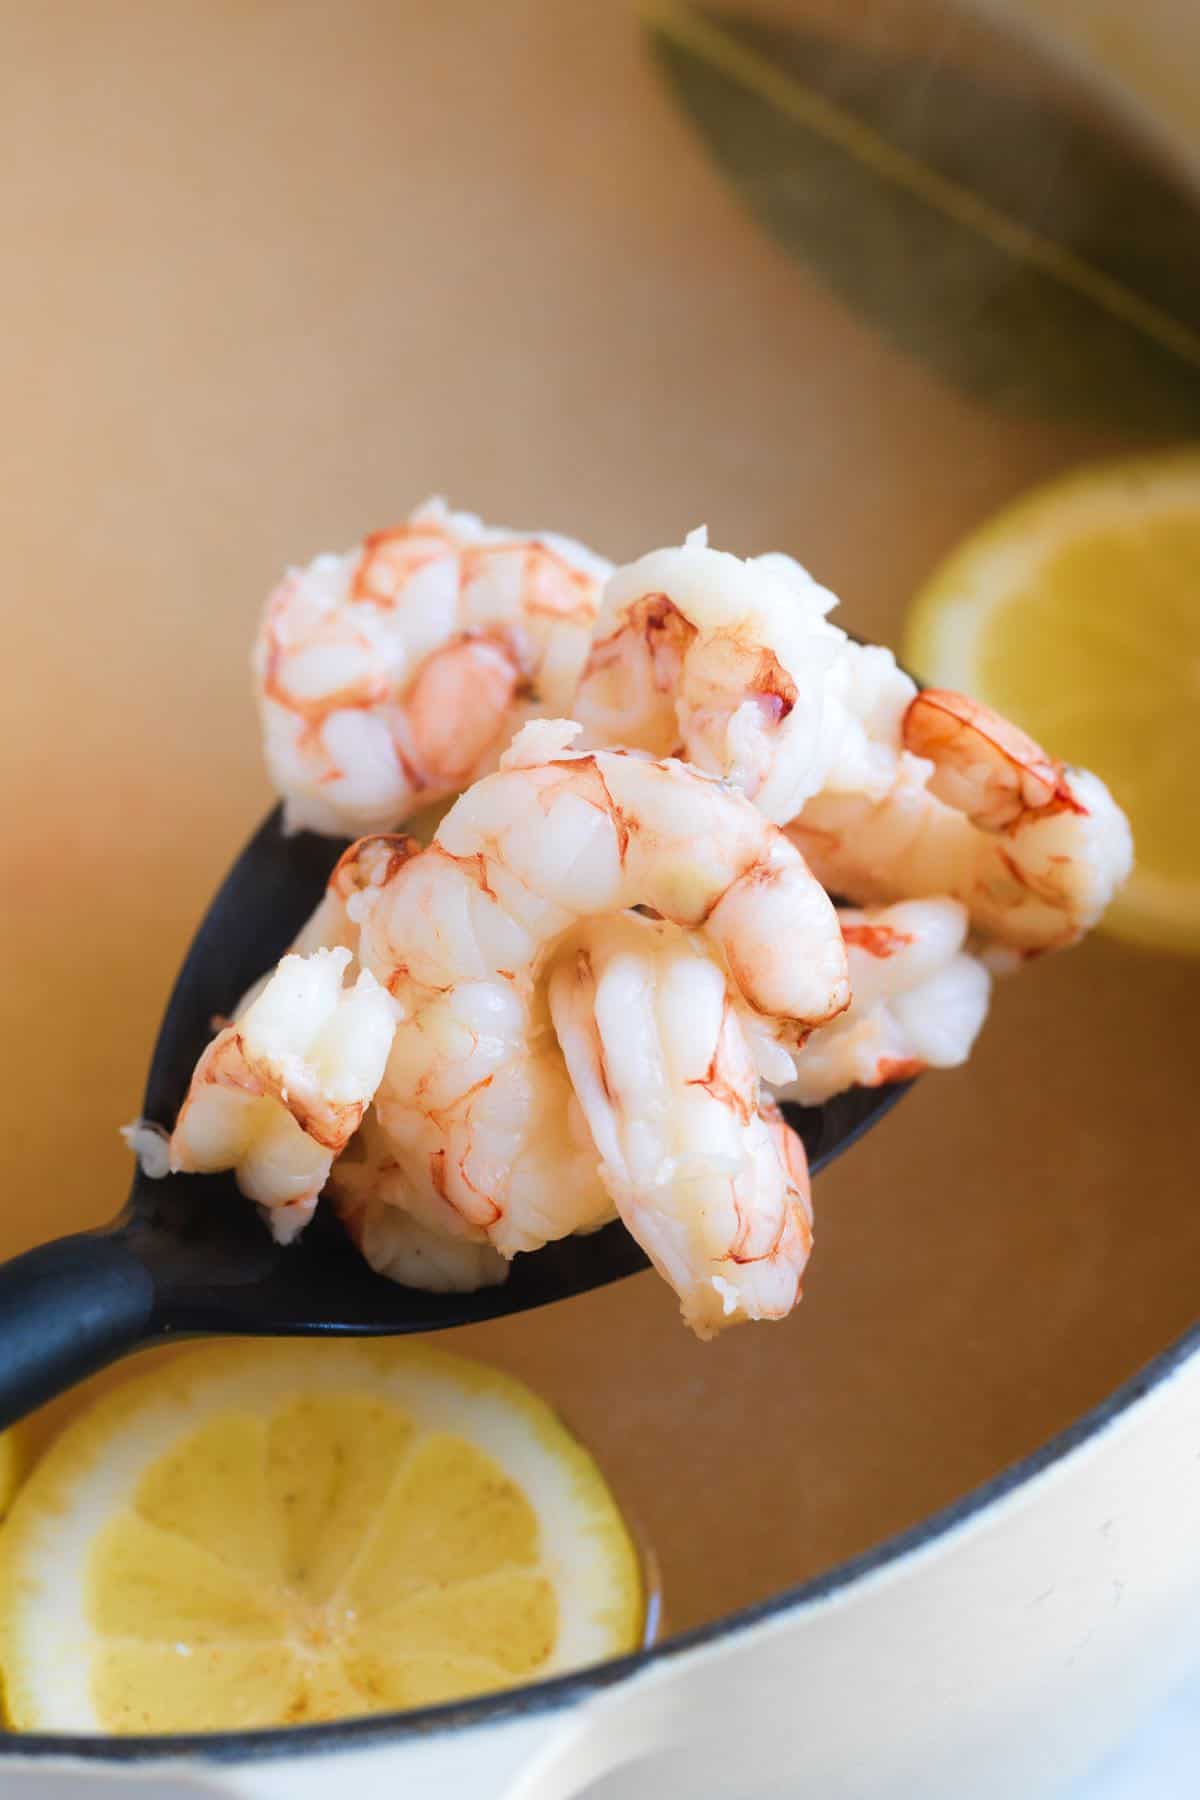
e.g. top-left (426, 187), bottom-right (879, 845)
top-left (291, 833), bottom-right (413, 961)
top-left (328, 1114), bottom-right (508, 1293)
top-left (776, 900), bottom-right (991, 1106)
top-left (148, 948), bottom-right (397, 1243)
top-left (577, 537), bottom-right (1130, 955)
top-left (572, 531), bottom-right (915, 823)
top-left (548, 913), bottom-right (813, 1338)
top-left (255, 498), bottom-right (609, 837)
top-left (336, 720), bottom-right (847, 1263)
top-left (375, 963), bottom-right (615, 1259)
top-left (792, 691), bottom-right (1133, 954)
top-left (293, 835), bottom-right (615, 1261)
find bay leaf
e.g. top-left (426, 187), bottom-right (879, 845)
top-left (646, 3), bottom-right (1200, 433)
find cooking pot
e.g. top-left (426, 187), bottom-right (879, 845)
top-left (2, 0), bottom-right (1197, 1794)
top-left (2, 1333), bottom-right (1199, 1798)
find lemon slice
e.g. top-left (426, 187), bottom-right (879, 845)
top-left (0, 1342), bottom-right (642, 1734)
top-left (905, 450), bottom-right (1200, 956)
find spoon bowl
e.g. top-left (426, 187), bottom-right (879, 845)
top-left (0, 809), bottom-right (910, 1429)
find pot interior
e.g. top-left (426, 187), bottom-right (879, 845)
top-left (3, 0), bottom-right (1198, 1656)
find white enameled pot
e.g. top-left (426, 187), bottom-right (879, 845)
top-left (3, 1324), bottom-right (1198, 1800)
top-left (3, 0), bottom-right (1197, 1794)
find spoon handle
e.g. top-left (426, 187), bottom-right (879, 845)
top-left (0, 1232), bottom-right (156, 1430)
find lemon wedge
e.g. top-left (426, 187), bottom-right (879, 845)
top-left (0, 1342), bottom-right (643, 1734)
top-left (905, 450), bottom-right (1200, 956)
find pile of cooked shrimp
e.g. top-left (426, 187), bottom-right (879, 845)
top-left (142, 500), bottom-right (1133, 1338)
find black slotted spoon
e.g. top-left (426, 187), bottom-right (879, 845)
top-left (0, 809), bottom-right (910, 1429)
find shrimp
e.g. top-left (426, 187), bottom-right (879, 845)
top-left (295, 836), bottom-right (605, 1256)
top-left (572, 531), bottom-right (915, 823)
top-left (576, 537), bottom-right (1130, 954)
top-left (291, 833), bottom-right (412, 961)
top-left (776, 899), bottom-right (991, 1106)
top-left (336, 719), bottom-right (848, 1263)
top-left (375, 964), bottom-right (615, 1259)
top-left (295, 842), bottom-right (617, 1262)
top-left (328, 1115), bottom-right (508, 1293)
top-left (792, 691), bottom-right (1133, 954)
top-left (255, 498), bottom-right (610, 837)
top-left (547, 913), bottom-right (813, 1338)
top-left (140, 948), bottom-right (397, 1243)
